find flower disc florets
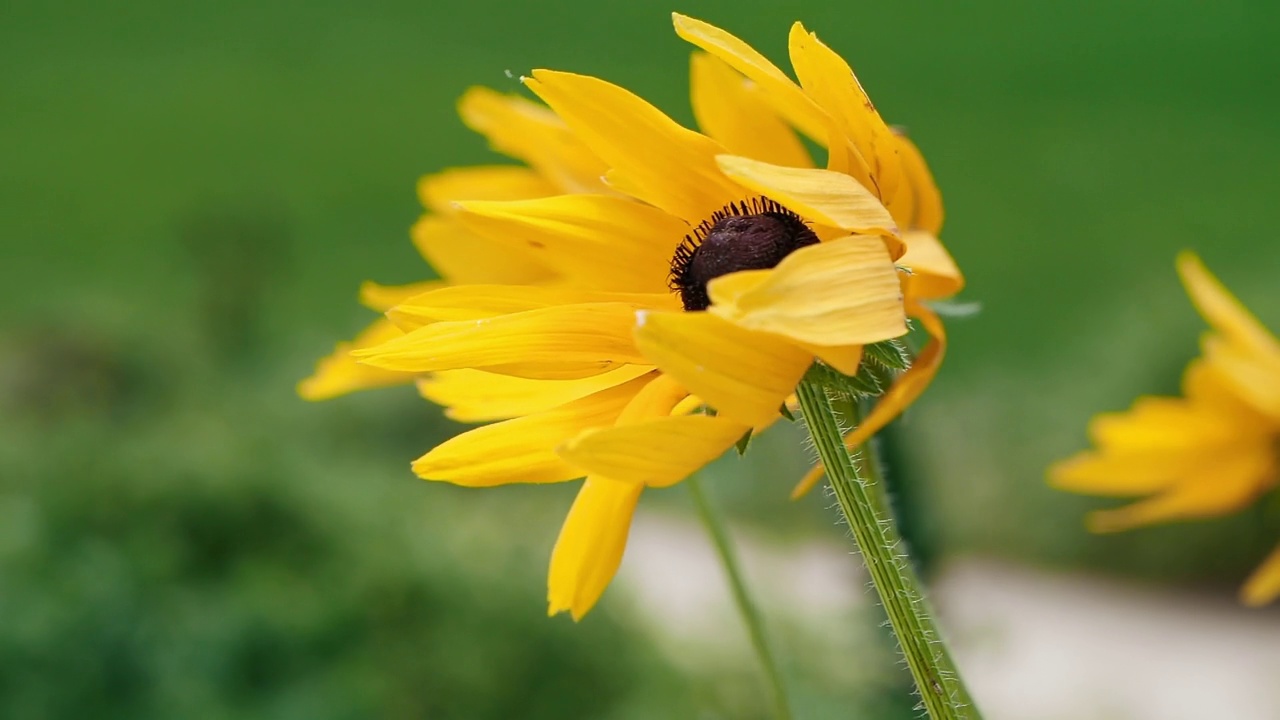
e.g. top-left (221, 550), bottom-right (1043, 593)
top-left (669, 197), bottom-right (819, 311)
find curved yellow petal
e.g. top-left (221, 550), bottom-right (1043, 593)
top-left (1202, 333), bottom-right (1280, 421)
top-left (387, 284), bottom-right (675, 330)
top-left (1242, 544), bottom-right (1280, 607)
top-left (634, 310), bottom-right (810, 427)
top-left (689, 52), bottom-right (813, 170)
top-left (358, 279), bottom-right (444, 312)
top-left (523, 69), bottom-right (742, 223)
top-left (410, 215), bottom-right (554, 285)
top-left (417, 165), bottom-right (556, 214)
top-left (706, 235), bottom-right (905, 347)
top-left (560, 415), bottom-right (747, 488)
top-left (452, 194), bottom-right (690, 294)
top-left (412, 375), bottom-right (650, 486)
top-left (1088, 396), bottom-right (1243, 450)
top-left (298, 317), bottom-right (414, 401)
top-left (355, 303), bottom-right (650, 377)
top-left (1085, 443), bottom-right (1275, 532)
top-left (418, 365), bottom-right (654, 423)
top-left (791, 302), bottom-right (945, 498)
top-left (900, 231), bottom-right (963, 302)
top-left (786, 23), bottom-right (900, 209)
top-left (896, 133), bottom-right (944, 234)
top-left (548, 477), bottom-right (643, 620)
top-left (671, 13), bottom-right (829, 143)
top-left (1177, 252), bottom-right (1280, 358)
top-left (714, 155), bottom-right (901, 257)
top-left (457, 86), bottom-right (611, 195)
top-left (1049, 449), bottom-right (1203, 497)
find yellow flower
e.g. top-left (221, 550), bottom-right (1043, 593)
top-left (1051, 252), bottom-right (1280, 606)
top-left (303, 14), bottom-right (961, 619)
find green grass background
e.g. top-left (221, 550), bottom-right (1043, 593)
top-left (4, 0), bottom-right (1280, 717)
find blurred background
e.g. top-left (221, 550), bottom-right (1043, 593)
top-left (4, 1), bottom-right (1280, 717)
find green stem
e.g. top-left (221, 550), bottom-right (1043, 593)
top-left (687, 475), bottom-right (793, 720)
top-left (795, 381), bottom-right (980, 720)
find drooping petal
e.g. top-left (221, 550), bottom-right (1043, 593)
top-left (452, 194), bottom-right (690, 293)
top-left (523, 69), bottom-right (742, 223)
top-left (355, 303), bottom-right (651, 377)
top-left (386, 284), bottom-right (676, 330)
top-left (634, 310), bottom-right (811, 426)
top-left (671, 13), bottom-right (829, 143)
top-left (547, 476), bottom-right (644, 620)
top-left (418, 365), bottom-right (654, 422)
top-left (689, 52), bottom-right (813, 169)
top-left (559, 415), bottom-right (747, 488)
top-left (715, 155), bottom-right (901, 257)
top-left (791, 302), bottom-right (945, 498)
top-left (1241, 544), bottom-right (1280, 607)
top-left (410, 215), bottom-right (554, 285)
top-left (457, 86), bottom-right (611, 195)
top-left (412, 375), bottom-right (651, 486)
top-left (706, 235), bottom-right (905, 347)
top-left (417, 165), bottom-right (557, 214)
top-left (896, 133), bottom-right (944, 234)
top-left (899, 231), bottom-right (963, 302)
top-left (1177, 251), bottom-right (1280, 359)
top-left (1085, 444), bottom-right (1275, 532)
top-left (298, 317), bottom-right (413, 401)
top-left (358, 279), bottom-right (444, 312)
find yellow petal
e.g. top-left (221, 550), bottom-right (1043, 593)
top-left (1182, 359), bottom-right (1273, 423)
top-left (355, 303), bottom-right (649, 377)
top-left (634, 310), bottom-right (810, 426)
top-left (417, 365), bottom-right (655, 423)
top-left (900, 231), bottom-right (963, 302)
top-left (787, 23), bottom-right (902, 211)
top-left (297, 317), bottom-right (414, 401)
top-left (689, 52), bottom-right (813, 170)
top-left (410, 215), bottom-right (554, 285)
top-left (1201, 333), bottom-right (1280, 421)
top-left (416, 165), bottom-right (557, 214)
top-left (803, 344), bottom-right (863, 376)
top-left (1178, 252), bottom-right (1280, 359)
top-left (523, 69), bottom-right (742, 223)
top-left (547, 476), bottom-right (643, 620)
top-left (387, 284), bottom-right (675, 330)
top-left (412, 375), bottom-right (650, 486)
top-left (896, 133), bottom-right (944, 234)
top-left (707, 235), bottom-right (905, 346)
top-left (791, 302), bottom-right (945, 498)
top-left (1241, 544), bottom-right (1280, 607)
top-left (559, 415), bottom-right (747, 488)
top-left (457, 86), bottom-right (611, 195)
top-left (452, 194), bottom-right (690, 293)
top-left (1049, 450), bottom-right (1201, 497)
top-left (358, 279), bottom-right (444, 312)
top-left (671, 13), bottom-right (829, 143)
top-left (1085, 443), bottom-right (1274, 532)
top-left (1088, 395), bottom-right (1243, 450)
top-left (715, 154), bottom-right (902, 257)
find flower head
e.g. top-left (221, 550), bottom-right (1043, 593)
top-left (301, 14), bottom-right (961, 619)
top-left (1051, 252), bottom-right (1280, 606)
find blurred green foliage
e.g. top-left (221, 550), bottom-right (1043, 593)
top-left (4, 0), bottom-right (1280, 716)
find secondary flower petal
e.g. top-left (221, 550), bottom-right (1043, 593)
top-left (412, 375), bottom-right (650, 486)
top-left (559, 415), bottom-right (748, 488)
top-left (419, 365), bottom-right (655, 423)
top-left (690, 52), bottom-right (813, 170)
top-left (358, 279), bottom-right (444, 312)
top-left (417, 165), bottom-right (557, 214)
top-left (410, 215), bottom-right (554, 285)
top-left (524, 69), bottom-right (742, 223)
top-left (298, 316), bottom-right (413, 401)
top-left (1242, 545), bottom-right (1280, 607)
top-left (634, 310), bottom-right (811, 426)
top-left (896, 134), bottom-right (944, 234)
top-left (452, 194), bottom-right (690, 293)
top-left (899, 231), bottom-right (964, 302)
top-left (547, 477), bottom-right (644, 620)
top-left (356, 303), bottom-right (651, 377)
top-left (706, 235), bottom-right (906, 347)
top-left (1177, 251), bottom-right (1280, 360)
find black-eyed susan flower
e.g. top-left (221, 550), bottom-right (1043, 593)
top-left (1051, 252), bottom-right (1280, 606)
top-left (304, 14), bottom-right (961, 620)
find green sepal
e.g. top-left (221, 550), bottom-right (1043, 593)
top-left (779, 403), bottom-right (796, 422)
top-left (734, 428), bottom-right (753, 455)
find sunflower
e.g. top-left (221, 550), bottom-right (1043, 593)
top-left (303, 14), bottom-right (961, 619)
top-left (1051, 252), bottom-right (1280, 606)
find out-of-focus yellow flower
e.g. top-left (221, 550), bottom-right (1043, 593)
top-left (302, 13), bottom-right (961, 619)
top-left (1051, 252), bottom-right (1280, 606)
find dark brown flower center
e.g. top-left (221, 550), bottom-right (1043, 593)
top-left (669, 198), bottom-right (819, 312)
